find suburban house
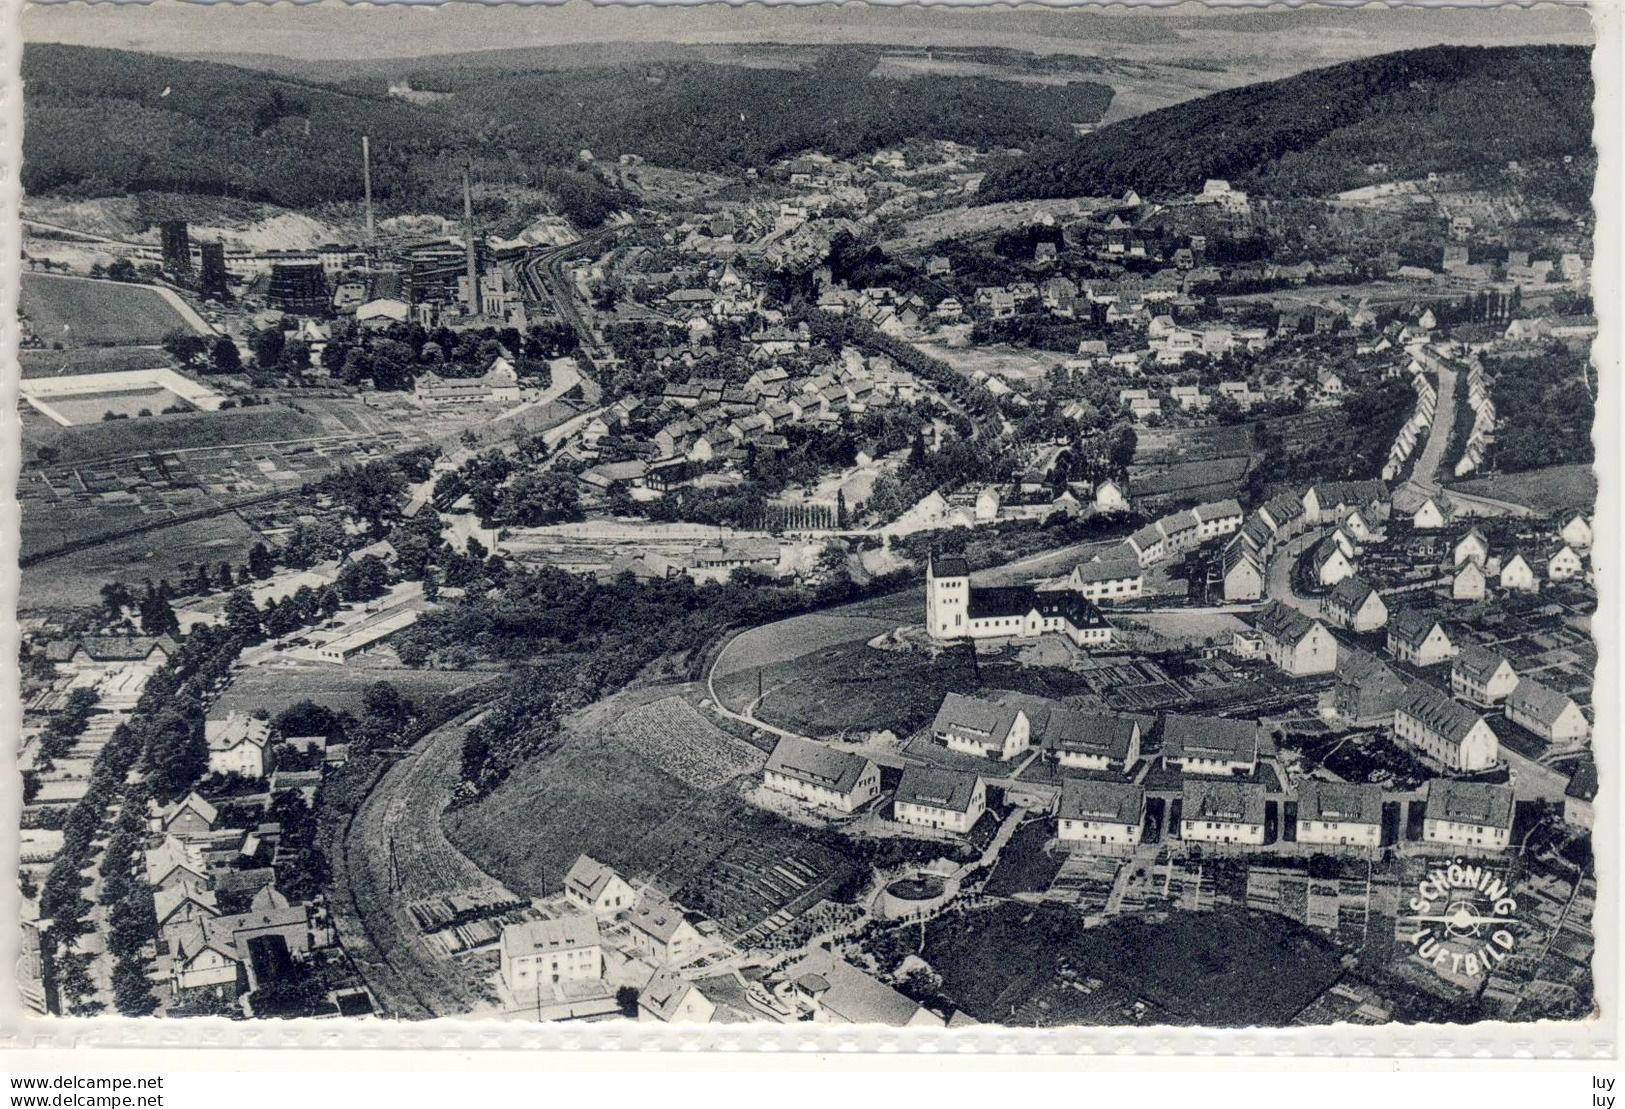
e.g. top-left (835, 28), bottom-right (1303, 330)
top-left (1548, 544), bottom-right (1585, 582)
top-left (1294, 781), bottom-right (1383, 849)
top-left (893, 767), bottom-right (986, 834)
top-left (930, 693), bottom-right (1032, 761)
top-left (1324, 577), bottom-right (1388, 633)
top-left (1453, 529), bottom-right (1490, 567)
top-left (1043, 709), bottom-right (1145, 772)
top-left (1161, 714), bottom-right (1260, 776)
top-left (623, 897), bottom-right (705, 967)
top-left (169, 905), bottom-right (309, 999)
top-left (1505, 677), bottom-right (1590, 743)
top-left (1561, 513), bottom-right (1593, 550)
top-left (205, 713), bottom-right (272, 779)
top-left (926, 555), bottom-right (1113, 648)
top-left (1310, 540), bottom-right (1355, 587)
top-left (1386, 610), bottom-right (1457, 667)
top-left (1333, 651), bottom-right (1412, 725)
top-left (1124, 522), bottom-right (1167, 567)
top-left (154, 886), bottom-right (220, 950)
top-left (638, 968), bottom-right (717, 1024)
top-left (1302, 481), bottom-right (1387, 526)
top-left (1412, 496), bottom-right (1451, 530)
top-left (1422, 779), bottom-right (1515, 851)
top-left (1057, 779), bottom-right (1146, 850)
top-left (763, 735), bottom-right (881, 814)
top-left (1054, 556), bottom-right (1144, 603)
top-left (783, 955), bottom-right (946, 1027)
top-left (499, 914), bottom-right (604, 996)
top-left (154, 792), bottom-right (219, 843)
top-left (1393, 685), bottom-right (1499, 772)
top-left (1222, 543), bottom-right (1265, 602)
top-left (145, 836), bottom-right (209, 894)
top-left (1253, 601), bottom-right (1338, 676)
top-left (562, 855), bottom-right (637, 917)
top-left (1453, 560), bottom-right (1488, 601)
top-left (1180, 780), bottom-right (1268, 845)
top-left (1451, 646), bottom-right (1520, 706)
top-left (1565, 756), bottom-right (1597, 829)
top-left (1499, 553), bottom-right (1538, 593)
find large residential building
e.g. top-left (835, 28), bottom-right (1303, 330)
top-left (1504, 677), bottom-right (1590, 743)
top-left (1051, 556), bottom-right (1144, 603)
top-left (1043, 709), bottom-right (1145, 772)
top-left (1451, 646), bottom-right (1519, 706)
top-left (930, 693), bottom-right (1032, 761)
top-left (1393, 685), bottom-right (1499, 772)
top-left (1333, 651), bottom-right (1411, 725)
top-left (205, 713), bottom-right (271, 780)
top-left (1057, 779), bottom-right (1145, 850)
top-left (1161, 714), bottom-right (1260, 776)
top-left (926, 555), bottom-right (1112, 647)
top-left (1294, 780), bottom-right (1383, 849)
top-left (563, 855), bottom-right (637, 917)
top-left (1387, 610), bottom-right (1457, 667)
top-left (500, 914), bottom-right (604, 996)
top-left (1253, 601), bottom-right (1337, 677)
top-left (1422, 779), bottom-right (1515, 850)
top-left (763, 735), bottom-right (881, 814)
top-left (893, 767), bottom-right (986, 834)
top-left (1324, 577), bottom-right (1388, 633)
top-left (1180, 780), bottom-right (1267, 845)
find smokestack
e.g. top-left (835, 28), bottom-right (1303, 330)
top-left (362, 136), bottom-right (375, 246)
top-left (462, 166), bottom-right (479, 315)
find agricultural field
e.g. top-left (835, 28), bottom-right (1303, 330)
top-left (19, 346), bottom-right (177, 379)
top-left (215, 664), bottom-right (497, 721)
top-left (20, 511), bottom-right (267, 609)
top-left (1449, 463), bottom-right (1596, 513)
top-left (903, 901), bottom-right (1344, 1026)
top-left (20, 272), bottom-right (200, 346)
top-left (45, 385), bottom-right (194, 425)
top-left (24, 404), bottom-right (326, 464)
top-left (616, 696), bottom-right (765, 790)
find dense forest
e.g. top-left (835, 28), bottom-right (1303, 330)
top-left (978, 45), bottom-right (1592, 202)
top-left (21, 43), bottom-right (1108, 214)
top-left (1486, 346), bottom-right (1595, 473)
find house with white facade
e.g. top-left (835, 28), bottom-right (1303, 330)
top-left (1386, 610), bottom-right (1457, 667)
top-left (1548, 544), bottom-right (1585, 582)
top-left (205, 713), bottom-right (271, 780)
top-left (1453, 528), bottom-right (1490, 567)
top-left (1505, 677), bottom-right (1590, 743)
top-left (1561, 513), bottom-right (1593, 550)
top-left (638, 968), bottom-right (717, 1024)
top-left (1451, 646), bottom-right (1519, 706)
top-left (1324, 577), bottom-right (1388, 633)
top-left (1254, 601), bottom-right (1337, 677)
top-left (1393, 685), bottom-right (1499, 772)
top-left (1294, 780), bottom-right (1383, 849)
top-left (926, 555), bottom-right (1113, 648)
top-left (499, 914), bottom-right (604, 996)
top-left (1057, 779), bottom-right (1145, 850)
top-left (623, 897), bottom-right (705, 967)
top-left (763, 735), bottom-right (881, 814)
top-left (562, 855), bottom-right (637, 917)
top-left (1499, 552), bottom-right (1538, 593)
top-left (1453, 560), bottom-right (1488, 601)
top-left (1161, 714), bottom-right (1260, 776)
top-left (1180, 780), bottom-right (1267, 845)
top-left (893, 767), bottom-right (986, 834)
top-left (1044, 709), bottom-right (1145, 772)
top-left (1422, 779), bottom-right (1514, 851)
top-left (930, 693), bottom-right (1032, 761)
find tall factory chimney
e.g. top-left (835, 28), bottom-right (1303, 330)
top-left (362, 136), bottom-right (376, 246)
top-left (462, 166), bottom-right (479, 315)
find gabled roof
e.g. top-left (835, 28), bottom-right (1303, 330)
top-left (1327, 576), bottom-right (1380, 612)
top-left (931, 693), bottom-right (1023, 750)
top-left (501, 913), bottom-right (601, 959)
top-left (47, 635), bottom-right (175, 663)
top-left (896, 767), bottom-right (981, 813)
top-left (1388, 609), bottom-right (1448, 650)
top-left (564, 854), bottom-right (624, 902)
top-left (1254, 600), bottom-right (1321, 646)
top-left (1398, 684), bottom-right (1486, 745)
top-left (1070, 557), bottom-right (1143, 585)
top-left (1424, 779), bottom-right (1514, 829)
top-left (1566, 755), bottom-right (1598, 804)
top-left (1044, 709), bottom-right (1145, 762)
top-left (1183, 779), bottom-right (1267, 824)
top-left (153, 886), bottom-right (218, 927)
top-left (625, 898), bottom-right (696, 944)
top-left (1162, 714), bottom-right (1258, 762)
top-left (965, 585), bottom-right (1110, 629)
top-left (1453, 644), bottom-right (1514, 685)
top-left (1506, 676), bottom-right (1581, 728)
top-left (1059, 779), bottom-right (1144, 824)
top-left (765, 735), bottom-right (872, 797)
top-left (206, 712), bottom-right (271, 753)
top-left (1192, 498), bottom-right (1243, 521)
top-left (640, 968), bottom-right (704, 1021)
top-left (1296, 780), bottom-right (1383, 826)
top-left (162, 791), bottom-right (219, 829)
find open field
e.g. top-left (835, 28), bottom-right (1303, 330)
top-left (20, 272), bottom-right (198, 346)
top-left (20, 346), bottom-right (175, 379)
top-left (713, 610), bottom-right (900, 681)
top-left (914, 902), bottom-right (1344, 1026)
top-left (1448, 463), bottom-right (1596, 513)
top-left (913, 340), bottom-right (1058, 383)
top-left (215, 665), bottom-right (497, 720)
top-left (446, 685), bottom-right (854, 942)
top-left (45, 386), bottom-right (193, 425)
top-left (20, 511), bottom-right (265, 609)
top-left (24, 404), bottom-right (325, 463)
top-left (879, 198), bottom-right (1100, 254)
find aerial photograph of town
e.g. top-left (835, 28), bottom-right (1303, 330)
top-left (10, 1), bottom-right (1601, 1029)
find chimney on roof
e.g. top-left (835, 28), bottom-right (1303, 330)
top-left (362, 136), bottom-right (375, 247)
top-left (462, 165), bottom-right (479, 315)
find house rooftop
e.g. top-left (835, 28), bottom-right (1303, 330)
top-left (1162, 713), bottom-right (1258, 762)
top-left (501, 913), bottom-right (601, 960)
top-left (1183, 779), bottom-right (1267, 824)
top-left (1506, 676), bottom-right (1581, 729)
top-left (1424, 779), bottom-right (1514, 829)
top-left (1058, 778), bottom-right (1144, 824)
top-left (896, 766), bottom-right (981, 814)
top-left (766, 735), bottom-right (871, 796)
top-left (1297, 780), bottom-right (1383, 825)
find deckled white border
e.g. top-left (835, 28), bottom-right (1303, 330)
top-left (0, 0), bottom-right (1616, 1059)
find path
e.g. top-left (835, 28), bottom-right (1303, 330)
top-left (1264, 526), bottom-right (1329, 617)
top-left (1407, 360), bottom-right (1460, 495)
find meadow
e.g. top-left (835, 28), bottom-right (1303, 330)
top-left (20, 272), bottom-right (197, 346)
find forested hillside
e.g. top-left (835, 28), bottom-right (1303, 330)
top-left (22, 43), bottom-right (1110, 213)
top-left (978, 45), bottom-right (1591, 202)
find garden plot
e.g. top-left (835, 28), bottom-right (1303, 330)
top-left (618, 696), bottom-right (765, 790)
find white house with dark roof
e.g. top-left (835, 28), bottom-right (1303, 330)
top-left (1253, 601), bottom-right (1337, 676)
top-left (783, 954), bottom-right (945, 1027)
top-left (1386, 610), bottom-right (1456, 667)
top-left (1505, 677), bottom-right (1589, 743)
top-left (1191, 498), bottom-right (1244, 540)
top-left (1325, 577), bottom-right (1388, 633)
top-left (638, 967), bottom-right (716, 1024)
top-left (1310, 539), bottom-right (1355, 588)
top-left (500, 914), bottom-right (604, 995)
top-left (763, 735), bottom-right (880, 814)
top-left (1161, 714), bottom-right (1259, 776)
top-left (1454, 528), bottom-right (1490, 568)
top-left (929, 692), bottom-right (1031, 761)
top-left (1057, 779), bottom-right (1145, 849)
top-left (1499, 552), bottom-right (1538, 593)
top-left (205, 713), bottom-right (271, 780)
top-left (1547, 544), bottom-right (1585, 582)
top-left (1393, 685), bottom-right (1498, 772)
top-left (1451, 646), bottom-right (1519, 706)
top-left (1561, 513), bottom-right (1593, 550)
top-left (1053, 556), bottom-right (1143, 603)
top-left (1044, 709), bottom-right (1144, 772)
top-left (1453, 560), bottom-right (1488, 601)
top-left (623, 896), bottom-right (705, 967)
top-left (563, 855), bottom-right (637, 917)
top-left (146, 835), bottom-right (209, 894)
top-left (1422, 779), bottom-right (1514, 850)
top-left (1412, 496), bottom-right (1451, 531)
top-left (894, 767), bottom-right (986, 834)
top-left (1294, 780), bottom-right (1383, 849)
top-left (1180, 780), bottom-right (1267, 845)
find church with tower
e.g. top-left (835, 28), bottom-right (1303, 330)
top-left (926, 555), bottom-right (1113, 648)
